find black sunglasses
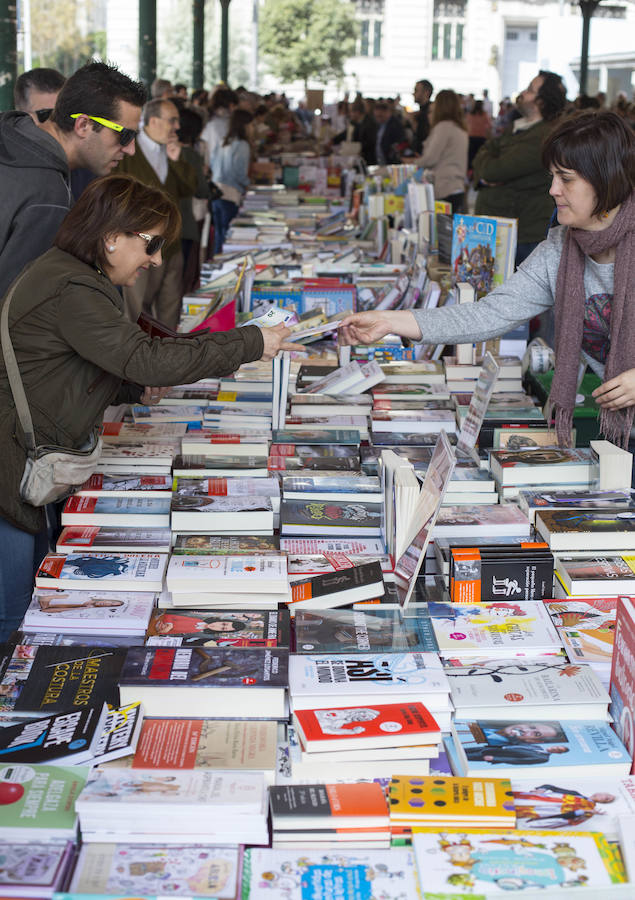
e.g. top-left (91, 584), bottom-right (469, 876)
top-left (35, 109), bottom-right (53, 123)
top-left (70, 113), bottom-right (137, 147)
top-left (132, 232), bottom-right (166, 255)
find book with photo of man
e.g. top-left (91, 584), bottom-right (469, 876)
top-left (451, 717), bottom-right (632, 778)
top-left (293, 608), bottom-right (438, 654)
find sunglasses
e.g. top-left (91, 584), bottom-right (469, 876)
top-left (35, 109), bottom-right (53, 123)
top-left (132, 232), bottom-right (166, 255)
top-left (70, 113), bottom-right (137, 147)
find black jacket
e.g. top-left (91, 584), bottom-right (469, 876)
top-left (376, 116), bottom-right (406, 165)
top-left (0, 111), bottom-right (72, 298)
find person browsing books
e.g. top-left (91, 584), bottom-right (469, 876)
top-left (340, 111), bottom-right (635, 449)
top-left (0, 174), bottom-right (299, 640)
top-left (417, 89), bottom-right (468, 213)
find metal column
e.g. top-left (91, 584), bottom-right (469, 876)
top-left (220, 0), bottom-right (231, 84)
top-left (139, 0), bottom-right (157, 87)
top-left (193, 0), bottom-right (205, 91)
top-left (0, 0), bottom-right (17, 112)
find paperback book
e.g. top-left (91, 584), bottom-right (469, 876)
top-left (146, 608), bottom-right (290, 648)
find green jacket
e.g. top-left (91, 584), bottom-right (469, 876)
top-left (116, 144), bottom-right (197, 259)
top-left (0, 248), bottom-right (264, 533)
top-left (472, 119), bottom-right (554, 244)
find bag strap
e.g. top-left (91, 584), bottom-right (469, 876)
top-left (0, 273), bottom-right (37, 453)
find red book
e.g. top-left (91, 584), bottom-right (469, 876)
top-left (293, 701), bottom-right (440, 753)
top-left (609, 596), bottom-right (635, 772)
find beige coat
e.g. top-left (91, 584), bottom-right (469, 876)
top-left (419, 120), bottom-right (468, 201)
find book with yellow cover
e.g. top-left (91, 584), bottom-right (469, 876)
top-left (388, 774), bottom-right (516, 827)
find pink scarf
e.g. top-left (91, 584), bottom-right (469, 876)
top-left (547, 190), bottom-right (635, 448)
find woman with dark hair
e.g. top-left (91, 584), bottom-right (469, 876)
top-left (417, 89), bottom-right (468, 212)
top-left (0, 174), bottom-right (297, 638)
top-left (210, 109), bottom-right (254, 253)
top-left (341, 111), bottom-right (635, 448)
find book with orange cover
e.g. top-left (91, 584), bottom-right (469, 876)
top-left (269, 782), bottom-right (389, 830)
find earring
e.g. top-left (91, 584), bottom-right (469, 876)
top-left (107, 245), bottom-right (115, 252)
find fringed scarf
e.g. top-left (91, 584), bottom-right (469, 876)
top-left (546, 190), bottom-right (635, 448)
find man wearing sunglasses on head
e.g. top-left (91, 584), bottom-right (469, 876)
top-left (0, 61), bottom-right (146, 299)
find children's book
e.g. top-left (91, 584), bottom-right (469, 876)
top-left (69, 843), bottom-right (240, 899)
top-left (411, 827), bottom-right (625, 895)
top-left (451, 213), bottom-right (497, 298)
top-left (241, 847), bottom-right (420, 900)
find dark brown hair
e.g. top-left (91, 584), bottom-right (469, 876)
top-left (51, 61), bottom-right (146, 133)
top-left (542, 110), bottom-right (635, 216)
top-left (54, 174), bottom-right (181, 270)
top-left (432, 89), bottom-right (466, 130)
top-left (223, 108), bottom-right (253, 145)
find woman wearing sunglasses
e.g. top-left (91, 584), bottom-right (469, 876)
top-left (0, 174), bottom-right (298, 639)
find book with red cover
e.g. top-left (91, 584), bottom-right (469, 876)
top-left (609, 597), bottom-right (635, 773)
top-left (294, 701), bottom-right (440, 753)
top-left (269, 782), bottom-right (389, 829)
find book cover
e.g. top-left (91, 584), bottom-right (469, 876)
top-left (427, 600), bottom-right (561, 655)
top-left (24, 589), bottom-right (156, 632)
top-left (101, 421), bottom-right (187, 441)
top-left (166, 555), bottom-right (287, 593)
top-left (119, 646), bottom-right (288, 690)
top-left (70, 844), bottom-right (240, 899)
top-left (609, 597), bottom-right (635, 772)
top-left (35, 553), bottom-right (167, 591)
top-left (294, 609), bottom-right (438, 654)
top-left (241, 848), bottom-right (420, 900)
top-left (536, 508), bottom-right (635, 551)
top-left (146, 609), bottom-right (290, 648)
top-left (61, 495), bottom-right (171, 523)
top-left (269, 782), bottom-right (388, 826)
top-left (280, 537), bottom-right (386, 555)
top-left (0, 703), bottom-right (108, 764)
top-left (388, 774), bottom-right (515, 823)
top-left (172, 533), bottom-right (280, 555)
top-left (0, 764), bottom-right (89, 839)
top-left (446, 659), bottom-right (611, 717)
top-left (289, 652), bottom-right (448, 702)
top-left (281, 500), bottom-right (382, 533)
top-left (453, 717), bottom-right (631, 776)
top-left (77, 472), bottom-right (173, 494)
top-left (289, 562), bottom-right (385, 608)
top-left (512, 776), bottom-right (635, 835)
top-left (107, 717), bottom-right (277, 773)
top-left (56, 525), bottom-right (171, 554)
top-left (450, 547), bottom-right (554, 603)
top-left (0, 841), bottom-right (74, 892)
top-left (0, 644), bottom-right (125, 713)
top-left (93, 701), bottom-right (144, 764)
top-left (287, 553), bottom-right (393, 577)
top-left (295, 701), bottom-right (439, 749)
top-left (451, 213), bottom-right (497, 298)
top-left (412, 827), bottom-right (625, 894)
top-left (272, 429), bottom-right (361, 445)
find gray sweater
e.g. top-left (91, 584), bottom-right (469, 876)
top-left (412, 225), bottom-right (614, 375)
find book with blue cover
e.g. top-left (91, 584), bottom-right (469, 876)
top-left (451, 213), bottom-right (497, 298)
top-left (452, 718), bottom-right (632, 778)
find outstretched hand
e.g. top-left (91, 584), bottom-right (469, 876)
top-left (593, 369), bottom-right (635, 410)
top-left (338, 309), bottom-right (422, 346)
top-left (259, 323), bottom-right (304, 361)
top-left (140, 386), bottom-right (172, 405)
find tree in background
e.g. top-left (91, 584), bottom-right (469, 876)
top-left (30, 0), bottom-right (105, 75)
top-left (157, 0), bottom-right (249, 87)
top-left (260, 0), bottom-right (358, 90)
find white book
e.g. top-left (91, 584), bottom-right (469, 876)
top-left (429, 600), bottom-right (562, 656)
top-left (24, 589), bottom-right (156, 635)
top-left (61, 496), bottom-right (171, 528)
top-left (166, 554), bottom-right (288, 594)
top-left (170, 494), bottom-right (274, 532)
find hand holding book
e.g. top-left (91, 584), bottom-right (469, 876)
top-left (338, 309), bottom-right (423, 345)
top-left (259, 323), bottom-right (304, 361)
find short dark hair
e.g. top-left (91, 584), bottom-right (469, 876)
top-left (542, 110), bottom-right (635, 216)
top-left (177, 107), bottom-right (203, 145)
top-left (54, 174), bottom-right (181, 270)
top-left (416, 79), bottom-right (433, 96)
top-left (224, 108), bottom-right (253, 145)
top-left (210, 87), bottom-right (239, 114)
top-left (51, 61), bottom-right (146, 133)
top-left (536, 69), bottom-right (567, 122)
top-left (14, 67), bottom-right (65, 111)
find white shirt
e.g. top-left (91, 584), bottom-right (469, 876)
top-left (137, 128), bottom-right (168, 184)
